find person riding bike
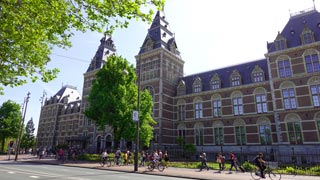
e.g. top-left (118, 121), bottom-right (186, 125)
top-left (254, 152), bottom-right (266, 178)
top-left (101, 149), bottom-right (108, 165)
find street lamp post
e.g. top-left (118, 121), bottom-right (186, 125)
top-left (15, 92), bottom-right (31, 161)
top-left (134, 58), bottom-right (141, 172)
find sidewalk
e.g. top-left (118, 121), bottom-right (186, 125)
top-left (1, 154), bottom-right (319, 180)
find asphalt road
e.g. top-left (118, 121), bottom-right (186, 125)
top-left (0, 161), bottom-right (194, 180)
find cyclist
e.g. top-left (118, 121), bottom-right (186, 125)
top-left (254, 152), bottom-right (266, 179)
top-left (101, 149), bottom-right (108, 166)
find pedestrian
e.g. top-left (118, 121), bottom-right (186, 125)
top-left (254, 152), bottom-right (266, 178)
top-left (199, 152), bottom-right (209, 171)
top-left (229, 151), bottom-right (238, 173)
top-left (163, 150), bottom-right (169, 168)
top-left (123, 150), bottom-right (128, 165)
top-left (115, 148), bottom-right (121, 165)
top-left (139, 150), bottom-right (146, 166)
top-left (216, 152), bottom-right (225, 172)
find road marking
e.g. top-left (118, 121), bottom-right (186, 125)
top-left (8, 171), bottom-right (16, 174)
top-left (30, 176), bottom-right (39, 178)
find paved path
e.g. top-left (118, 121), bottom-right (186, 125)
top-left (1, 154), bottom-right (319, 180)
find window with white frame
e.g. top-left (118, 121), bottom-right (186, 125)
top-left (213, 99), bottom-right (222, 117)
top-left (233, 97), bottom-right (243, 115)
top-left (256, 94), bottom-right (268, 113)
top-left (231, 76), bottom-right (241, 86)
top-left (193, 77), bottom-right (202, 93)
top-left (278, 59), bottom-right (291, 78)
top-left (282, 88), bottom-right (297, 109)
top-left (253, 72), bottom-right (264, 83)
top-left (195, 102), bottom-right (203, 119)
top-left (287, 122), bottom-right (303, 144)
top-left (310, 84), bottom-right (320, 107)
top-left (235, 126), bottom-right (246, 145)
top-left (195, 126), bottom-right (204, 145)
top-left (305, 54), bottom-right (320, 73)
top-left (214, 127), bottom-right (224, 145)
top-left (211, 80), bottom-right (220, 90)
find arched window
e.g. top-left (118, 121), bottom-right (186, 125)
top-left (193, 77), bottom-right (202, 93)
top-left (213, 121), bottom-right (224, 145)
top-left (177, 123), bottom-right (186, 142)
top-left (280, 81), bottom-right (297, 109)
top-left (231, 91), bottom-right (243, 115)
top-left (285, 113), bottom-right (303, 144)
top-left (234, 119), bottom-right (246, 145)
top-left (314, 112), bottom-right (320, 142)
top-left (194, 123), bottom-right (204, 146)
top-left (253, 87), bottom-right (268, 113)
top-left (308, 76), bottom-right (320, 107)
top-left (177, 99), bottom-right (186, 121)
top-left (277, 55), bottom-right (292, 78)
top-left (257, 117), bottom-right (271, 145)
top-left (210, 73), bottom-right (221, 90)
top-left (212, 94), bottom-right (222, 117)
top-left (303, 49), bottom-right (320, 73)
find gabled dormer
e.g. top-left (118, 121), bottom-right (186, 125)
top-left (193, 77), bottom-right (202, 93)
top-left (138, 10), bottom-right (180, 57)
top-left (86, 34), bottom-right (116, 73)
top-left (177, 80), bottom-right (186, 96)
top-left (301, 25), bottom-right (315, 44)
top-left (274, 32), bottom-right (287, 51)
top-left (230, 70), bottom-right (241, 87)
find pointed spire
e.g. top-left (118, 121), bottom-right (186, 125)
top-left (138, 10), bottom-right (180, 56)
top-left (86, 34), bottom-right (117, 73)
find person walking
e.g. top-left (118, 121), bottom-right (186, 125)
top-left (163, 150), bottom-right (169, 168)
top-left (139, 150), bottom-right (146, 167)
top-left (216, 152), bottom-right (225, 172)
top-left (229, 151), bottom-right (238, 173)
top-left (199, 152), bottom-right (209, 171)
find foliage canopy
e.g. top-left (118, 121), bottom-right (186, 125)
top-left (0, 0), bottom-right (164, 94)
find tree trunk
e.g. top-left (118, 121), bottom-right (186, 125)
top-left (1, 137), bottom-right (5, 152)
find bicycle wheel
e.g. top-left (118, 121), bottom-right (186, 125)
top-left (100, 158), bottom-right (105, 167)
top-left (250, 168), bottom-right (261, 180)
top-left (147, 162), bottom-right (155, 171)
top-left (106, 159), bottom-right (112, 167)
top-left (268, 170), bottom-right (281, 180)
top-left (158, 162), bottom-right (165, 172)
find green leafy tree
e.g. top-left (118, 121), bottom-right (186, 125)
top-left (0, 100), bottom-right (21, 152)
top-left (20, 118), bottom-right (36, 152)
top-left (85, 55), bottom-right (155, 147)
top-left (0, 0), bottom-right (165, 94)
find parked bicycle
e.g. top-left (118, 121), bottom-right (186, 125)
top-left (147, 160), bottom-right (165, 172)
top-left (251, 162), bottom-right (281, 180)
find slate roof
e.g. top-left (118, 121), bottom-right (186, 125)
top-left (267, 8), bottom-right (320, 53)
top-left (138, 11), bottom-right (180, 55)
top-left (86, 35), bottom-right (116, 72)
top-left (180, 59), bottom-right (269, 94)
top-left (46, 85), bottom-right (81, 105)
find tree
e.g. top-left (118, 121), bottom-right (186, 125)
top-left (85, 55), bottom-right (156, 147)
top-left (20, 118), bottom-right (36, 152)
top-left (0, 100), bottom-right (21, 152)
top-left (0, 0), bottom-right (165, 94)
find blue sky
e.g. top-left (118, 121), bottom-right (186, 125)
top-left (1, 0), bottom-right (319, 135)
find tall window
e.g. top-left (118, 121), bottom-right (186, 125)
top-left (305, 54), bottom-right (320, 73)
top-left (194, 84), bottom-right (201, 93)
top-left (302, 32), bottom-right (313, 44)
top-left (233, 97), bottom-right (243, 115)
top-left (276, 39), bottom-right (286, 50)
top-left (195, 127), bottom-right (204, 145)
top-left (235, 126), bottom-right (246, 145)
top-left (195, 102), bottom-right (203, 119)
top-left (256, 94), bottom-right (268, 113)
top-left (317, 120), bottom-right (320, 138)
top-left (214, 127), bottom-right (224, 145)
top-left (259, 125), bottom-right (271, 145)
top-left (310, 84), bottom-right (320, 107)
top-left (178, 129), bottom-right (186, 139)
top-left (178, 104), bottom-right (186, 120)
top-left (231, 76), bottom-right (241, 86)
top-left (287, 122), bottom-right (303, 144)
top-left (278, 60), bottom-right (291, 78)
top-left (213, 99), bottom-right (222, 117)
top-left (282, 88), bottom-right (297, 109)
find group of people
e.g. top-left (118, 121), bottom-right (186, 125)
top-left (101, 149), bottom-right (170, 168)
top-left (199, 151), bottom-right (267, 179)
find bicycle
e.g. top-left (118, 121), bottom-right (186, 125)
top-left (99, 157), bottom-right (108, 167)
top-left (251, 162), bottom-right (281, 180)
top-left (147, 160), bottom-right (165, 172)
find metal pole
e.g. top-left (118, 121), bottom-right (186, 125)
top-left (15, 92), bottom-right (31, 161)
top-left (134, 57), bottom-right (141, 172)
